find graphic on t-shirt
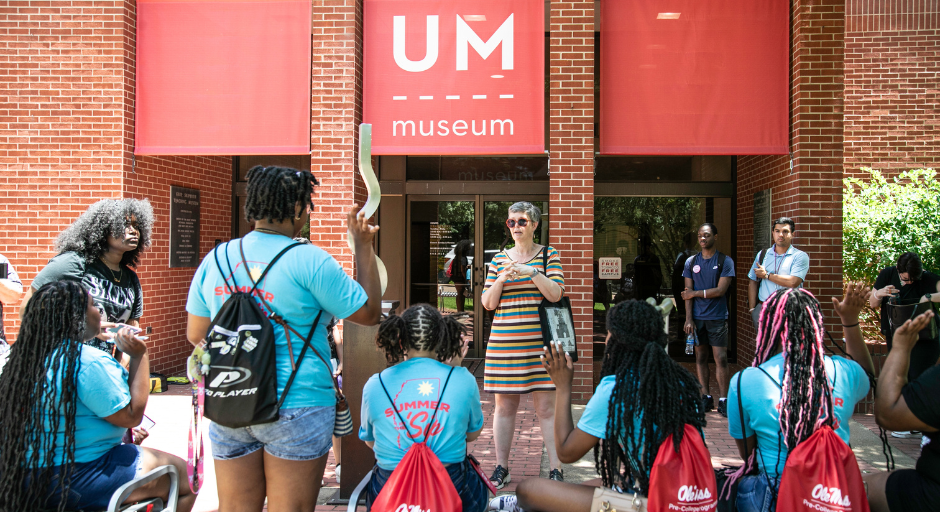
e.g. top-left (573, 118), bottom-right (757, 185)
top-left (385, 378), bottom-right (451, 448)
top-left (212, 259), bottom-right (277, 305)
top-left (86, 274), bottom-right (135, 323)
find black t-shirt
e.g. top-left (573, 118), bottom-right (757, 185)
top-left (874, 267), bottom-right (940, 337)
top-left (902, 363), bottom-right (940, 482)
top-left (32, 252), bottom-right (143, 349)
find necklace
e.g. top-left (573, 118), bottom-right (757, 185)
top-left (100, 258), bottom-right (122, 282)
top-left (254, 227), bottom-right (290, 237)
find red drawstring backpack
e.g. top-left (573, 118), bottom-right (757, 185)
top-left (371, 367), bottom-right (462, 512)
top-left (775, 426), bottom-right (869, 512)
top-left (648, 424), bottom-right (719, 512)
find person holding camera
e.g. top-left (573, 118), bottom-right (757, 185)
top-left (0, 253), bottom-right (24, 356)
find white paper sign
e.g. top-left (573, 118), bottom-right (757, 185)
top-left (598, 257), bottom-right (621, 279)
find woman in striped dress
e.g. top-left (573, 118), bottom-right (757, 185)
top-left (481, 201), bottom-right (565, 488)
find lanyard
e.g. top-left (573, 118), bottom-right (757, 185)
top-left (188, 378), bottom-right (205, 493)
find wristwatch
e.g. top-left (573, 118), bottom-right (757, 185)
top-left (927, 293), bottom-right (933, 301)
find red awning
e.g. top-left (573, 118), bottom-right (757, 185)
top-left (135, 0), bottom-right (311, 155)
top-left (600, 0), bottom-right (789, 155)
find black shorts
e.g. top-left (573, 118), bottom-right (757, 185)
top-left (694, 319), bottom-right (728, 348)
top-left (886, 468), bottom-right (940, 512)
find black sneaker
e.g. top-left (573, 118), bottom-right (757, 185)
top-left (490, 465), bottom-right (511, 489)
top-left (717, 398), bottom-right (727, 417)
top-left (549, 468), bottom-right (564, 482)
top-left (702, 394), bottom-right (714, 412)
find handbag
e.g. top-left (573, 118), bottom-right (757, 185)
top-left (536, 246), bottom-right (579, 362)
top-left (590, 487), bottom-right (647, 512)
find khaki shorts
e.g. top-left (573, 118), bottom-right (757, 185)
top-left (591, 486), bottom-right (647, 511)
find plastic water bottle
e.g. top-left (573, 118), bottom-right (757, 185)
top-left (685, 332), bottom-right (695, 355)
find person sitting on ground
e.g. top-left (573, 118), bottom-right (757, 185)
top-left (727, 285), bottom-right (875, 512)
top-left (490, 299), bottom-right (705, 512)
top-left (864, 308), bottom-right (940, 512)
top-left (359, 303), bottom-right (486, 512)
top-left (0, 281), bottom-right (196, 512)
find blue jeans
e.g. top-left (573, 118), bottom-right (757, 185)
top-left (209, 406), bottom-right (334, 461)
top-left (33, 444), bottom-right (143, 510)
top-left (366, 459), bottom-right (488, 512)
top-left (736, 474), bottom-right (778, 512)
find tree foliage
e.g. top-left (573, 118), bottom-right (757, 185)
top-left (843, 168), bottom-right (940, 285)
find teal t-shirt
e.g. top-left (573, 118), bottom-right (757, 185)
top-left (26, 345), bottom-right (130, 465)
top-left (359, 358), bottom-right (483, 470)
top-left (186, 232), bottom-right (368, 409)
top-left (727, 353), bottom-right (870, 479)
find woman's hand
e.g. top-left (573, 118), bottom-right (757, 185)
top-left (98, 321), bottom-right (119, 341)
top-left (113, 327), bottom-right (147, 359)
top-left (541, 341), bottom-right (573, 388)
top-left (893, 310), bottom-right (935, 351)
top-left (132, 427), bottom-right (149, 445)
top-left (347, 205), bottom-right (379, 248)
top-left (509, 262), bottom-right (537, 278)
top-left (831, 281), bottom-right (871, 324)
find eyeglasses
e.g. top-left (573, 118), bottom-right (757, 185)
top-left (506, 219), bottom-right (529, 228)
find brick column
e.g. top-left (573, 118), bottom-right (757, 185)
top-left (736, 0), bottom-right (844, 361)
top-left (310, 0), bottom-right (365, 273)
top-left (549, 0), bottom-right (594, 403)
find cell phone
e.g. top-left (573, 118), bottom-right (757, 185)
top-left (0, 262), bottom-right (7, 279)
top-left (139, 414), bottom-right (156, 431)
top-left (107, 324), bottom-right (142, 334)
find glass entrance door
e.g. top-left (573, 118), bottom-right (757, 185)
top-left (407, 196), bottom-right (549, 359)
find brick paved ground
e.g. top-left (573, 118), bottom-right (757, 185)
top-left (146, 364), bottom-right (913, 512)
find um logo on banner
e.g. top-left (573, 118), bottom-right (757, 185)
top-left (393, 14), bottom-right (514, 72)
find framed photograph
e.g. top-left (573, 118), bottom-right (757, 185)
top-left (538, 298), bottom-right (578, 362)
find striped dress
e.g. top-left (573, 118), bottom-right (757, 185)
top-left (483, 246), bottom-right (565, 394)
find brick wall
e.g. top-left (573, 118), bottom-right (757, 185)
top-left (0, 1), bottom-right (129, 341)
top-left (735, 0), bottom-right (845, 363)
top-left (844, 0), bottom-right (940, 177)
top-left (549, 0), bottom-right (594, 403)
top-left (125, 156), bottom-right (232, 373)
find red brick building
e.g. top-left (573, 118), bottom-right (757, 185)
top-left (1, 0), bottom-right (937, 403)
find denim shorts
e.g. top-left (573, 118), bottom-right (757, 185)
top-left (209, 406), bottom-right (335, 461)
top-left (735, 474), bottom-right (778, 512)
top-left (37, 443), bottom-right (144, 510)
top-left (365, 459), bottom-right (488, 512)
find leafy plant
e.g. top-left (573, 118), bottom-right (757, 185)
top-left (843, 168), bottom-right (940, 285)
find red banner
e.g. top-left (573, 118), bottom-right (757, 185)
top-left (135, 0), bottom-right (311, 155)
top-left (364, 0), bottom-right (544, 155)
top-left (600, 0), bottom-right (789, 155)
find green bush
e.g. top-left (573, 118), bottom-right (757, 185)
top-left (843, 168), bottom-right (940, 285)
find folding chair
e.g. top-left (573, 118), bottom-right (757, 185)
top-left (346, 469), bottom-right (373, 512)
top-left (106, 464), bottom-right (179, 512)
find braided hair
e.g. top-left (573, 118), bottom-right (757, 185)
top-left (596, 300), bottom-right (705, 495)
top-left (245, 166), bottom-right (319, 223)
top-left (0, 281), bottom-right (90, 511)
top-left (375, 304), bottom-right (466, 364)
top-left (753, 288), bottom-right (833, 451)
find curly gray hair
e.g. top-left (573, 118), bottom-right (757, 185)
top-left (54, 199), bottom-right (154, 268)
top-left (508, 201), bottom-right (541, 225)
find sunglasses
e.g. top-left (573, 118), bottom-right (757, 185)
top-left (506, 218), bottom-right (530, 228)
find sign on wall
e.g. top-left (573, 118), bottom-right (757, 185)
top-left (363, 0), bottom-right (544, 155)
top-left (753, 189), bottom-right (773, 254)
top-left (170, 186), bottom-right (201, 268)
top-left (598, 257), bottom-right (621, 279)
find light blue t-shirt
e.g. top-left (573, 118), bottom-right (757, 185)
top-left (26, 345), bottom-right (131, 465)
top-left (186, 232), bottom-right (368, 409)
top-left (747, 245), bottom-right (810, 302)
top-left (359, 358), bottom-right (483, 471)
top-left (727, 354), bottom-right (870, 479)
top-left (682, 252), bottom-right (736, 320)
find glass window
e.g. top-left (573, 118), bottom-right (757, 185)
top-left (406, 156), bottom-right (549, 181)
top-left (594, 156), bottom-right (733, 182)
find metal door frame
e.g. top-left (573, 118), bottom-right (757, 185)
top-left (406, 194), bottom-right (549, 358)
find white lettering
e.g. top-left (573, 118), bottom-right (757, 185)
top-left (471, 119), bottom-right (486, 136)
top-left (393, 16), bottom-right (439, 72)
top-left (456, 14), bottom-right (513, 71)
top-left (811, 484), bottom-right (851, 507)
top-left (452, 120), bottom-right (468, 136)
top-left (419, 120), bottom-right (434, 136)
top-left (209, 371), bottom-right (243, 389)
top-left (393, 120), bottom-right (415, 136)
top-left (437, 120), bottom-right (450, 136)
top-left (490, 119), bottom-right (514, 135)
top-left (677, 485), bottom-right (712, 503)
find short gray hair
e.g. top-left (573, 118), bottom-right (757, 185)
top-left (508, 201), bottom-right (541, 225)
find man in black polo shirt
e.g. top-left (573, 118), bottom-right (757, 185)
top-left (871, 252), bottom-right (940, 379)
top-left (865, 309), bottom-right (940, 512)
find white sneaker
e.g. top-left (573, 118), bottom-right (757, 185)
top-left (335, 464), bottom-right (341, 485)
top-left (489, 495), bottom-right (522, 512)
top-left (891, 431), bottom-right (915, 438)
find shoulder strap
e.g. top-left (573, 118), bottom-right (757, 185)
top-left (755, 366), bottom-right (782, 389)
top-left (737, 369), bottom-right (749, 462)
top-left (238, 238), bottom-right (302, 294)
top-left (757, 248), bottom-right (768, 267)
top-left (542, 246), bottom-right (548, 274)
top-left (379, 366), bottom-right (456, 445)
top-left (276, 310), bottom-right (324, 410)
top-left (716, 252), bottom-right (726, 278)
top-left (213, 242), bottom-right (235, 295)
